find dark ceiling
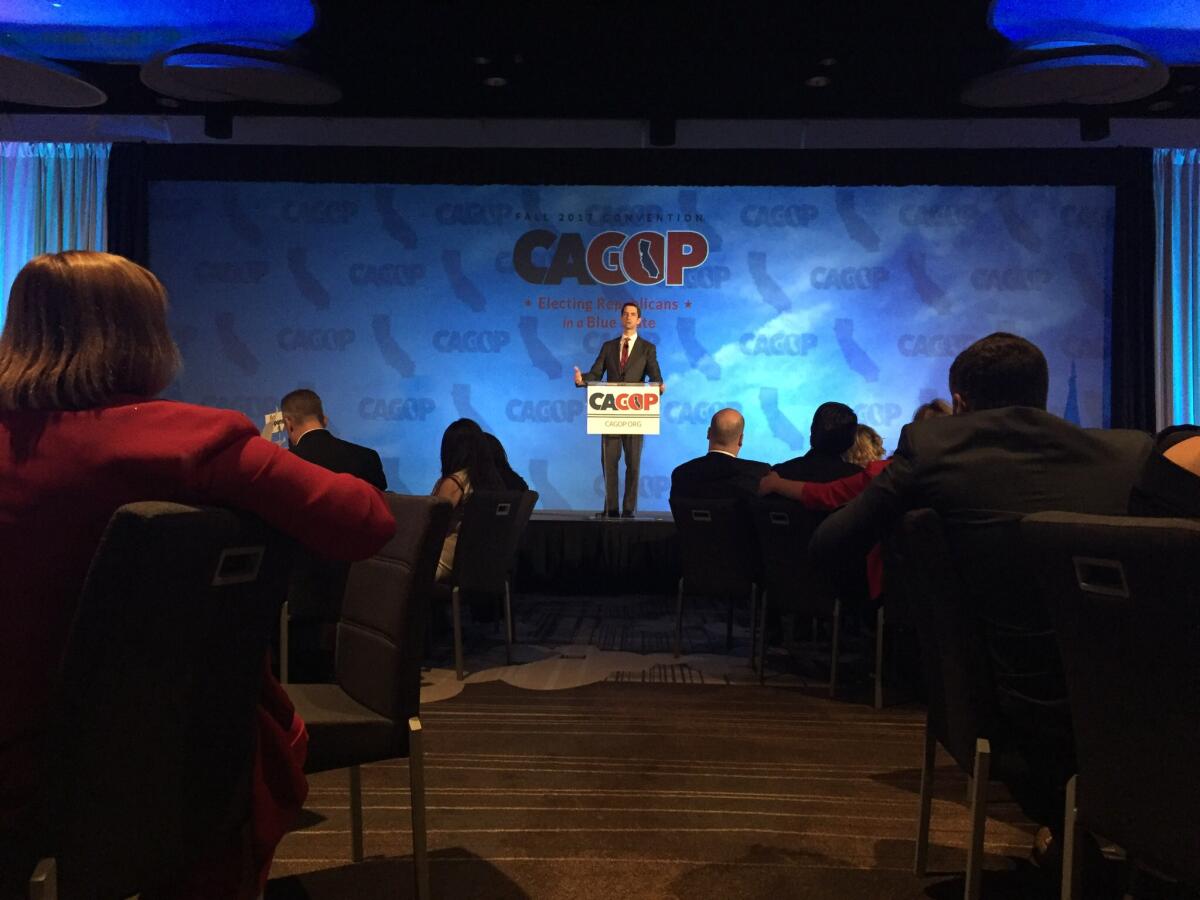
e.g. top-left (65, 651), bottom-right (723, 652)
top-left (15, 0), bottom-right (1200, 121)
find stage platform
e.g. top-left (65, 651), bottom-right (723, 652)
top-left (515, 509), bottom-right (680, 595)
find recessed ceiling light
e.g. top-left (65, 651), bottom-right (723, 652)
top-left (473, 56), bottom-right (491, 65)
top-left (818, 57), bottom-right (837, 67)
top-left (1149, 99), bottom-right (1176, 111)
top-left (805, 75), bottom-right (831, 88)
top-left (484, 75), bottom-right (507, 88)
top-left (1177, 84), bottom-right (1196, 94)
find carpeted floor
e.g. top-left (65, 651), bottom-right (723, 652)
top-left (267, 681), bottom-right (1052, 899)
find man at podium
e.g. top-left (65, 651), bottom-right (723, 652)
top-left (574, 301), bottom-right (665, 517)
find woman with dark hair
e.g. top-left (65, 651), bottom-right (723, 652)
top-left (0, 252), bottom-right (395, 898)
top-left (483, 432), bottom-right (529, 491)
top-left (1129, 424), bottom-right (1200, 516)
top-left (432, 418), bottom-right (503, 581)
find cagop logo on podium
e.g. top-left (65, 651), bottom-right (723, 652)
top-left (586, 383), bottom-right (661, 435)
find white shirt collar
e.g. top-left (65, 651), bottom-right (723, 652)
top-left (709, 449), bottom-right (737, 458)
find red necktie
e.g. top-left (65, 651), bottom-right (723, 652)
top-left (620, 338), bottom-right (629, 372)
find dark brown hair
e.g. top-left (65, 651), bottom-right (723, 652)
top-left (281, 388), bottom-right (325, 421)
top-left (0, 251), bottom-right (180, 410)
top-left (948, 332), bottom-right (1048, 412)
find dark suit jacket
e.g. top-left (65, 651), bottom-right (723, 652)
top-left (773, 449), bottom-right (862, 483)
top-left (811, 406), bottom-right (1152, 729)
top-left (582, 334), bottom-right (663, 385)
top-left (671, 452), bottom-right (771, 502)
top-left (289, 428), bottom-right (387, 620)
top-left (291, 428), bottom-right (387, 491)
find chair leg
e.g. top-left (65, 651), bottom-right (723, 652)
top-left (349, 764), bottom-right (364, 863)
top-left (408, 717), bottom-right (430, 900)
top-left (913, 711), bottom-right (936, 876)
top-left (279, 601), bottom-right (290, 685)
top-left (674, 577), bottom-right (683, 658)
top-left (874, 605), bottom-right (885, 710)
top-left (1062, 774), bottom-right (1082, 900)
top-left (829, 598), bottom-right (842, 699)
top-left (28, 858), bottom-right (56, 900)
top-left (749, 589), bottom-right (759, 672)
top-left (758, 590), bottom-right (769, 685)
top-left (452, 586), bottom-right (464, 681)
top-left (503, 579), bottom-right (513, 665)
top-left (965, 737), bottom-right (991, 900)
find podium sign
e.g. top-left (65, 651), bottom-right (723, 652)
top-left (585, 383), bottom-right (661, 435)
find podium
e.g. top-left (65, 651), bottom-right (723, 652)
top-left (585, 382), bottom-right (661, 435)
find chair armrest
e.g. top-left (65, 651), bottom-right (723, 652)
top-left (29, 858), bottom-right (57, 900)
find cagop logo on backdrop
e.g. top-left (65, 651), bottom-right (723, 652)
top-left (512, 229), bottom-right (709, 286)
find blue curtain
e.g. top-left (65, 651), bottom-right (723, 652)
top-left (0, 142), bottom-right (111, 325)
top-left (1154, 148), bottom-right (1200, 429)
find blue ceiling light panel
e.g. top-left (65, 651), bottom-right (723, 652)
top-left (0, 0), bottom-right (317, 64)
top-left (962, 0), bottom-right (1186, 108)
top-left (990, 0), bottom-right (1200, 65)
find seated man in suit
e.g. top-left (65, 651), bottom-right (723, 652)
top-left (810, 332), bottom-right (1152, 846)
top-left (280, 388), bottom-right (387, 681)
top-left (773, 401), bottom-right (863, 483)
top-left (671, 408), bottom-right (770, 501)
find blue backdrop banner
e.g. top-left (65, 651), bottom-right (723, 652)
top-left (149, 181), bottom-right (1114, 511)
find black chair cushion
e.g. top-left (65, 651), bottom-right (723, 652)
top-left (289, 683), bottom-right (406, 773)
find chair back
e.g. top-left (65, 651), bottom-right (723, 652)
top-left (41, 502), bottom-right (289, 897)
top-left (670, 497), bottom-right (759, 595)
top-left (337, 494), bottom-right (452, 731)
top-left (750, 499), bottom-right (837, 616)
top-left (451, 489), bottom-right (537, 594)
top-left (1022, 512), bottom-right (1200, 884)
top-left (896, 509), bottom-right (1003, 771)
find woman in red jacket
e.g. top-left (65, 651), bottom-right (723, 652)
top-left (0, 251), bottom-right (396, 898)
top-left (757, 400), bottom-right (951, 599)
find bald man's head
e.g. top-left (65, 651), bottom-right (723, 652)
top-left (707, 408), bottom-right (745, 455)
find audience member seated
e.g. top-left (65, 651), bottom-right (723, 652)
top-left (808, 332), bottom-right (1152, 861)
top-left (484, 432), bottom-right (529, 492)
top-left (761, 398), bottom-right (952, 510)
top-left (432, 418), bottom-right (503, 582)
top-left (280, 387), bottom-right (387, 683)
top-left (0, 251), bottom-right (395, 899)
top-left (670, 408), bottom-right (770, 502)
top-left (1129, 424), bottom-right (1200, 517)
top-left (844, 424), bottom-right (885, 468)
top-left (772, 401), bottom-right (862, 483)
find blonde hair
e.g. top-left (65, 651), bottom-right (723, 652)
top-left (0, 251), bottom-right (180, 410)
top-left (844, 424), bottom-right (885, 466)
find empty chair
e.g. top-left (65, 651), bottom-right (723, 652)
top-left (898, 509), bottom-right (1005, 900)
top-left (23, 502), bottom-right (289, 900)
top-left (1022, 512), bottom-right (1200, 900)
top-left (750, 499), bottom-right (844, 692)
top-left (435, 489), bottom-right (538, 680)
top-left (282, 493), bottom-right (451, 900)
top-left (669, 497), bottom-right (760, 661)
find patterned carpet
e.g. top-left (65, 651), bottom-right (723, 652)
top-left (267, 680), bottom-right (1051, 899)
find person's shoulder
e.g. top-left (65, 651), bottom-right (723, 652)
top-left (1082, 424), bottom-right (1153, 459)
top-left (671, 454), bottom-right (706, 478)
top-left (737, 456), bottom-right (771, 473)
top-left (128, 399), bottom-right (256, 435)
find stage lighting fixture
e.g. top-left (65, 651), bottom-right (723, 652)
top-left (648, 117), bottom-right (676, 148)
top-left (1079, 114), bottom-right (1110, 141)
top-left (204, 110), bottom-right (234, 140)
